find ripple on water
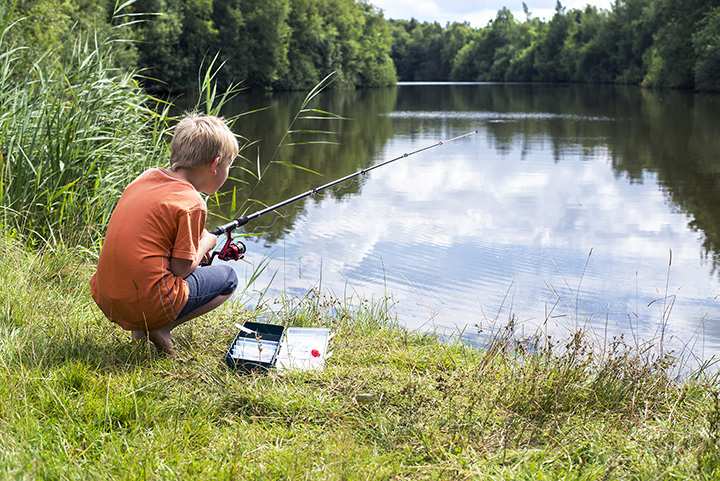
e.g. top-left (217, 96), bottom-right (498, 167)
top-left (216, 84), bottom-right (720, 369)
top-left (384, 111), bottom-right (614, 122)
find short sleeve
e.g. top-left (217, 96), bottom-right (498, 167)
top-left (172, 207), bottom-right (206, 261)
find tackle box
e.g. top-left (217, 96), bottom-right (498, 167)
top-left (225, 322), bottom-right (331, 372)
top-left (225, 321), bottom-right (285, 371)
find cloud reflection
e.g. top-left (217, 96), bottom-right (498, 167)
top-left (225, 85), bottom-right (720, 363)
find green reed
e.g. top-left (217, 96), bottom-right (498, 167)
top-left (0, 20), bottom-right (169, 247)
top-left (0, 16), bottom-right (341, 249)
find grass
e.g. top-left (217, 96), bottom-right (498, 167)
top-left (1, 236), bottom-right (719, 480)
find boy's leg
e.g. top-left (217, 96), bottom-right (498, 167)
top-left (147, 265), bottom-right (238, 354)
top-left (171, 292), bottom-right (233, 327)
top-left (147, 327), bottom-right (173, 354)
top-left (146, 295), bottom-right (229, 354)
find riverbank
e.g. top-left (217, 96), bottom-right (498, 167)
top-left (0, 238), bottom-right (718, 479)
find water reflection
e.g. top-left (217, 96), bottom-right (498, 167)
top-left (212, 84), bottom-right (720, 360)
top-left (210, 88), bottom-right (396, 241)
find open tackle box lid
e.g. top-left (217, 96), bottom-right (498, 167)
top-left (276, 327), bottom-right (332, 372)
top-left (226, 322), bottom-right (332, 372)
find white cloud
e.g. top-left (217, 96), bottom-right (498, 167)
top-left (371, 0), bottom-right (615, 26)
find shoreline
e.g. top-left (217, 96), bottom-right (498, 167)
top-left (159, 80), bottom-right (720, 97)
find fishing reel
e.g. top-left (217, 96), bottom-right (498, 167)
top-left (204, 229), bottom-right (246, 265)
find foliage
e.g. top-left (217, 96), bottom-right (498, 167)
top-left (129, 0), bottom-right (395, 91)
top-left (389, 0), bottom-right (720, 91)
top-left (643, 0), bottom-right (705, 88)
top-left (7, 0), bottom-right (720, 92)
top-left (2, 0), bottom-right (395, 93)
top-left (1, 0), bottom-right (138, 71)
top-left (693, 6), bottom-right (720, 91)
top-left (275, 0), bottom-right (396, 90)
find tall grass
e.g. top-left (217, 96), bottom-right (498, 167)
top-left (0, 20), bottom-right (169, 246)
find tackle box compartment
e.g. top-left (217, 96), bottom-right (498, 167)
top-left (225, 321), bottom-right (285, 371)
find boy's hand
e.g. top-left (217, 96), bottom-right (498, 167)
top-left (200, 229), bottom-right (217, 257)
top-left (170, 230), bottom-right (218, 278)
top-left (198, 229), bottom-right (217, 266)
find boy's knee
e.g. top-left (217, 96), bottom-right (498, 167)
top-left (220, 265), bottom-right (238, 294)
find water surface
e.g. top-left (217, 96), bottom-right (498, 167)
top-left (209, 84), bottom-right (720, 362)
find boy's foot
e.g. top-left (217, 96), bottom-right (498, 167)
top-left (131, 330), bottom-right (148, 341)
top-left (148, 328), bottom-right (175, 355)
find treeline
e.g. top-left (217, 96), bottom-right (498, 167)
top-left (390, 0), bottom-right (720, 91)
top-left (134, 0), bottom-right (396, 90)
top-left (2, 0), bottom-right (396, 91)
top-left (3, 0), bottom-right (719, 92)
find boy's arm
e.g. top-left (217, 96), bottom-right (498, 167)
top-left (170, 229), bottom-right (217, 278)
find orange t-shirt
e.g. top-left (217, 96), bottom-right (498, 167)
top-left (90, 168), bottom-right (206, 330)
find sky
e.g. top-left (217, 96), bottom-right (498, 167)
top-left (370, 0), bottom-right (615, 26)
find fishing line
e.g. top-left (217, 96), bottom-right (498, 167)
top-left (212, 130), bottom-right (479, 236)
top-left (206, 129), bottom-right (478, 263)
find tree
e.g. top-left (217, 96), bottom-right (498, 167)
top-left (532, 5), bottom-right (572, 81)
top-left (12, 0), bottom-right (720, 92)
top-left (356, 3), bottom-right (396, 87)
top-left (572, 7), bottom-right (617, 82)
top-left (389, 20), bottom-right (413, 80)
top-left (610, 0), bottom-right (656, 83)
top-left (643, 0), bottom-right (717, 89)
top-left (693, 6), bottom-right (720, 91)
top-left (212, 0), bottom-right (248, 86)
top-left (134, 0), bottom-right (195, 91)
top-left (242, 0), bottom-right (290, 87)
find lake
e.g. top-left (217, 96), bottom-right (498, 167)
top-left (207, 83), bottom-right (720, 364)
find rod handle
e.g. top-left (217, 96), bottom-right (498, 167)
top-left (210, 216), bottom-right (249, 236)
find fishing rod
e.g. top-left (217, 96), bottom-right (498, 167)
top-left (206, 130), bottom-right (478, 263)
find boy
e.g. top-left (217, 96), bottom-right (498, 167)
top-left (91, 114), bottom-right (239, 354)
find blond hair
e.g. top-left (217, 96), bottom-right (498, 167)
top-left (170, 114), bottom-right (238, 168)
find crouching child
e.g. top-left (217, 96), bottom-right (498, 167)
top-left (91, 114), bottom-right (239, 354)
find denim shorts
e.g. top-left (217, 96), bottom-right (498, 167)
top-left (177, 265), bottom-right (238, 319)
